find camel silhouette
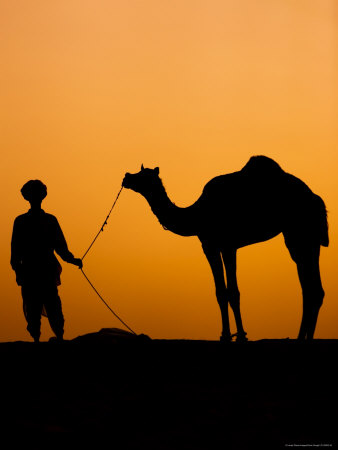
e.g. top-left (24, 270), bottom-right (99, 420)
top-left (122, 156), bottom-right (329, 341)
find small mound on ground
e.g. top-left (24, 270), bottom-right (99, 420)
top-left (72, 327), bottom-right (151, 343)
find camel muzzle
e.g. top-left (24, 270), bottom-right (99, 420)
top-left (122, 173), bottom-right (132, 188)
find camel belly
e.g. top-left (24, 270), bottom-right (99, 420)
top-left (198, 209), bottom-right (282, 249)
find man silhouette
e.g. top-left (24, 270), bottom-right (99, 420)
top-left (10, 180), bottom-right (83, 343)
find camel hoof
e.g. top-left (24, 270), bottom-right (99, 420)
top-left (236, 334), bottom-right (248, 343)
top-left (231, 332), bottom-right (248, 343)
top-left (220, 334), bottom-right (232, 343)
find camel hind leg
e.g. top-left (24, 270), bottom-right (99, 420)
top-left (297, 255), bottom-right (324, 340)
top-left (284, 234), bottom-right (324, 340)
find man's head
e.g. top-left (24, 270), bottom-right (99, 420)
top-left (21, 180), bottom-right (47, 204)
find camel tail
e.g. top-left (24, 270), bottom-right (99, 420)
top-left (316, 195), bottom-right (329, 247)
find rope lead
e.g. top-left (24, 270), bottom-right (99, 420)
top-left (79, 185), bottom-right (137, 335)
top-left (82, 186), bottom-right (123, 261)
top-left (81, 268), bottom-right (137, 335)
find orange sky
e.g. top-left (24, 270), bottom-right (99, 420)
top-left (0, 0), bottom-right (337, 342)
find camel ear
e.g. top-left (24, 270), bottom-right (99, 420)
top-left (141, 164), bottom-right (145, 171)
top-left (154, 167), bottom-right (159, 175)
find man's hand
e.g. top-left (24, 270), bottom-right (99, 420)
top-left (73, 258), bottom-right (83, 269)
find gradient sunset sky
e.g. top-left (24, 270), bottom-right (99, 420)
top-left (0, 0), bottom-right (337, 342)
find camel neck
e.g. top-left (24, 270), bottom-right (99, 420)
top-left (143, 182), bottom-right (198, 237)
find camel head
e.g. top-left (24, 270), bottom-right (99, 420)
top-left (123, 165), bottom-right (160, 195)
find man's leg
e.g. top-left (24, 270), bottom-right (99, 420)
top-left (21, 285), bottom-right (43, 342)
top-left (43, 285), bottom-right (65, 340)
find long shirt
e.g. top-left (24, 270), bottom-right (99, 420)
top-left (11, 209), bottom-right (75, 286)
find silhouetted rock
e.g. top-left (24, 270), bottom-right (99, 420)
top-left (72, 327), bottom-right (151, 344)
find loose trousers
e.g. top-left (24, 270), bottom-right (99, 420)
top-left (21, 283), bottom-right (64, 340)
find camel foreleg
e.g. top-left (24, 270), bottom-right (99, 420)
top-left (223, 249), bottom-right (248, 342)
top-left (202, 243), bottom-right (232, 342)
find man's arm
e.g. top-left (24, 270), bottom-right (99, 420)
top-left (10, 218), bottom-right (24, 285)
top-left (53, 217), bottom-right (82, 268)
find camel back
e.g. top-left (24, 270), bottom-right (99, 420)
top-left (240, 156), bottom-right (328, 247)
top-left (241, 155), bottom-right (284, 175)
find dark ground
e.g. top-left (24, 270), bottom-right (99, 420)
top-left (0, 329), bottom-right (337, 449)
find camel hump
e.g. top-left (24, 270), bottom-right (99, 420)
top-left (241, 156), bottom-right (284, 176)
